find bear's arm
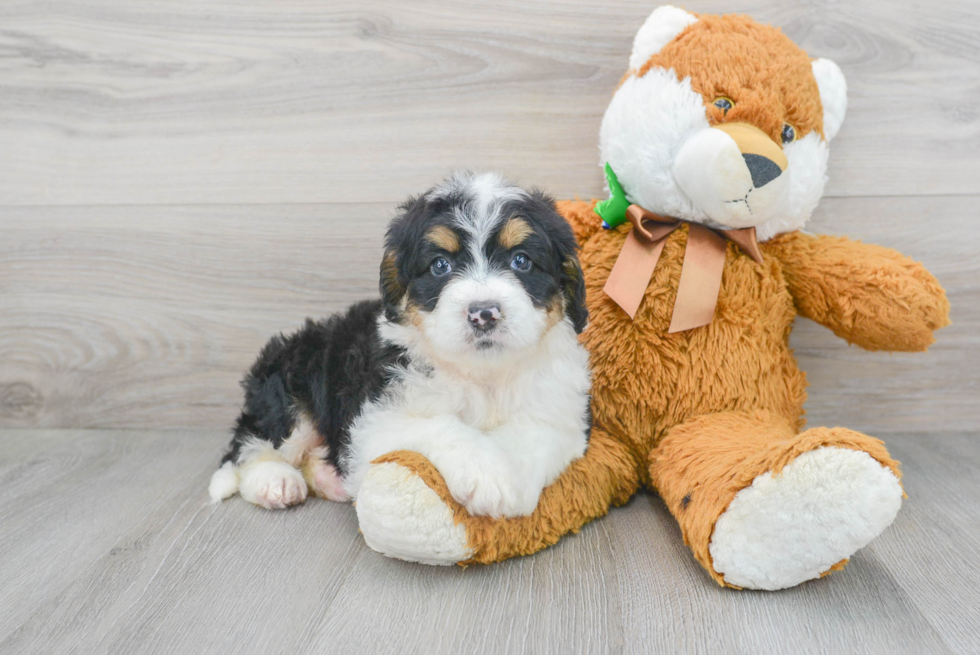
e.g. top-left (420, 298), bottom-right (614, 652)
top-left (764, 231), bottom-right (950, 352)
top-left (556, 199), bottom-right (604, 246)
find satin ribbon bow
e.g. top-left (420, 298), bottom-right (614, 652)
top-left (602, 204), bottom-right (764, 332)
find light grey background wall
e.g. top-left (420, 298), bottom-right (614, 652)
top-left (1, 0), bottom-right (977, 433)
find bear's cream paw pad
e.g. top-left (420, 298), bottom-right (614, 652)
top-left (356, 462), bottom-right (472, 565)
top-left (709, 447), bottom-right (903, 590)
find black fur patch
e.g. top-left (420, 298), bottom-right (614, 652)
top-left (379, 194), bottom-right (475, 321)
top-left (223, 300), bottom-right (405, 474)
top-left (489, 190), bottom-right (587, 333)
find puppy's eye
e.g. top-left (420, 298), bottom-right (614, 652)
top-left (430, 257), bottom-right (452, 276)
top-left (713, 97), bottom-right (733, 114)
top-left (510, 253), bottom-right (532, 272)
top-left (781, 124), bottom-right (797, 144)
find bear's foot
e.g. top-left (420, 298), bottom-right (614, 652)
top-left (708, 446), bottom-right (903, 590)
top-left (356, 458), bottom-right (472, 565)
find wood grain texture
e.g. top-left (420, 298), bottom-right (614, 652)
top-left (1, 195), bottom-right (975, 431)
top-left (1, 1), bottom-right (977, 651)
top-left (1, 429), bottom-right (978, 654)
top-left (1, 0), bottom-right (979, 206)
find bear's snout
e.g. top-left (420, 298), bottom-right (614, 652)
top-left (672, 122), bottom-right (790, 229)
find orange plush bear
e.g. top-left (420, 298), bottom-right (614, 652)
top-left (354, 6), bottom-right (950, 590)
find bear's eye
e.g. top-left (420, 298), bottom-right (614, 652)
top-left (781, 124), bottom-right (797, 144)
top-left (713, 97), bottom-right (734, 114)
top-left (430, 257), bottom-right (452, 276)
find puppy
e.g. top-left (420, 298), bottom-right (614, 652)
top-left (208, 172), bottom-right (591, 518)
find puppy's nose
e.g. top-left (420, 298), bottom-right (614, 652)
top-left (742, 153), bottom-right (783, 188)
top-left (467, 302), bottom-right (501, 332)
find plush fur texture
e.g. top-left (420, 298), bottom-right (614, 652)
top-left (352, 8), bottom-right (951, 590)
top-left (356, 461), bottom-right (473, 565)
top-left (601, 9), bottom-right (841, 241)
top-left (210, 172), bottom-right (593, 521)
top-left (628, 5), bottom-right (698, 70)
top-left (709, 446), bottom-right (903, 590)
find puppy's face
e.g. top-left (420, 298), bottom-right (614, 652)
top-left (380, 172), bottom-right (587, 367)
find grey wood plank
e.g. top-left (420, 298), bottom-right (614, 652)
top-left (0, 430), bottom-right (368, 655)
top-left (0, 429), bottom-right (224, 640)
top-left (0, 203), bottom-right (393, 430)
top-left (1, 195), bottom-right (974, 432)
top-left (1, 0), bottom-right (978, 206)
top-left (298, 524), bottom-right (623, 655)
top-left (794, 196), bottom-right (979, 433)
top-left (602, 496), bottom-right (955, 655)
top-left (3, 429), bottom-right (978, 654)
top-left (865, 434), bottom-right (980, 654)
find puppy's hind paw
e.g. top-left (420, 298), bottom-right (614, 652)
top-left (304, 459), bottom-right (350, 502)
top-left (239, 461), bottom-right (308, 509)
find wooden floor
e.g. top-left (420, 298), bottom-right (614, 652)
top-left (2, 0), bottom-right (979, 653)
top-left (0, 429), bottom-right (977, 654)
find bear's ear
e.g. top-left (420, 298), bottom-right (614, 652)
top-left (812, 58), bottom-right (848, 141)
top-left (629, 5), bottom-right (698, 70)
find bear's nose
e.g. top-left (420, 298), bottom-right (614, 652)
top-left (467, 302), bottom-right (501, 332)
top-left (742, 153), bottom-right (783, 188)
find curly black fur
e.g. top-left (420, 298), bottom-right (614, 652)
top-left (223, 300), bottom-right (406, 474)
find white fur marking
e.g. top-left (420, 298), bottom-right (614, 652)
top-left (709, 447), bottom-right (903, 590)
top-left (208, 461), bottom-right (239, 504)
top-left (353, 314), bottom-right (590, 518)
top-left (279, 415), bottom-right (322, 467)
top-left (355, 173), bottom-right (591, 519)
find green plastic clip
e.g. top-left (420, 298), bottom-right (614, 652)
top-left (594, 163), bottom-right (630, 229)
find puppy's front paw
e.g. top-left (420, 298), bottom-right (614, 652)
top-left (239, 461), bottom-right (308, 509)
top-left (440, 456), bottom-right (536, 519)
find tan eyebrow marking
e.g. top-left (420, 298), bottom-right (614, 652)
top-left (426, 225), bottom-right (460, 252)
top-left (498, 217), bottom-right (533, 249)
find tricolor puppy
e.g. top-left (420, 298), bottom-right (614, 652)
top-left (209, 172), bottom-right (591, 518)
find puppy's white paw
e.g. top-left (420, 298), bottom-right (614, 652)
top-left (239, 461), bottom-right (308, 509)
top-left (440, 455), bottom-right (536, 518)
top-left (305, 459), bottom-right (349, 502)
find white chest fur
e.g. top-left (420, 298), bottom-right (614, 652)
top-left (398, 322), bottom-right (590, 432)
top-left (343, 320), bottom-right (591, 518)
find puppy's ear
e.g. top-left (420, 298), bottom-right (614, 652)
top-left (380, 193), bottom-right (428, 323)
top-left (527, 188), bottom-right (590, 334)
top-left (379, 248), bottom-right (405, 322)
top-left (562, 253), bottom-right (588, 334)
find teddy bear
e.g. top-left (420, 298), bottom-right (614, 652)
top-left (351, 6), bottom-right (950, 590)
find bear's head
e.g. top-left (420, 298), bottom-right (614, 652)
top-left (599, 6), bottom-right (847, 241)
